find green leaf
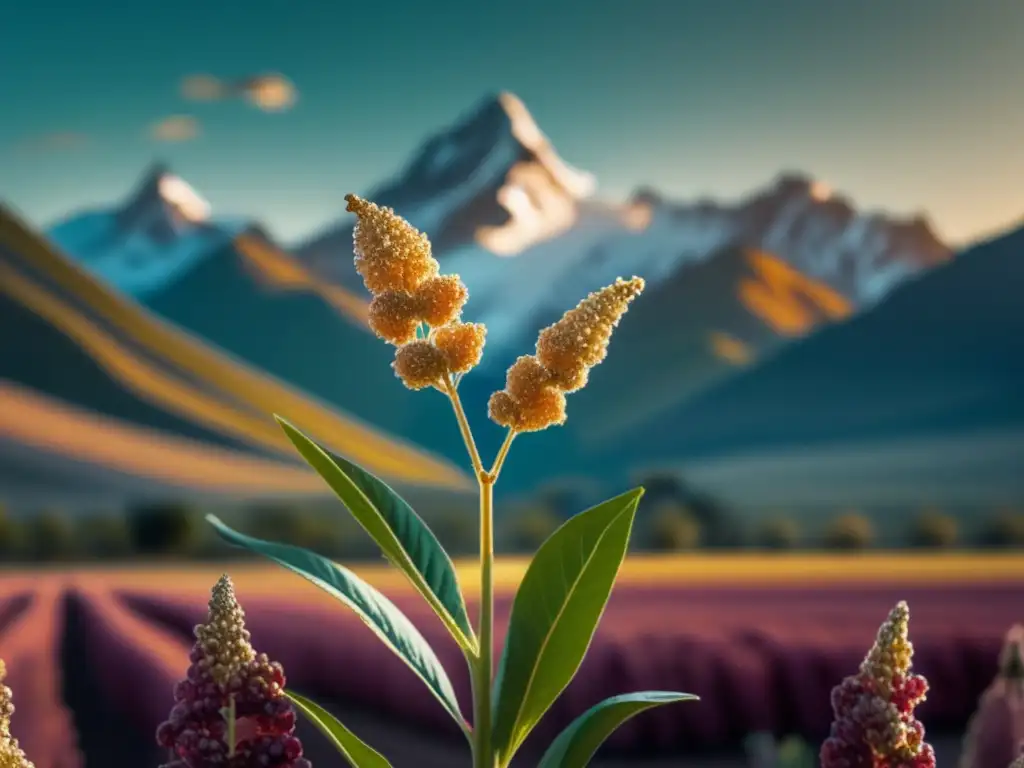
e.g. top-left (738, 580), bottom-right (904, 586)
top-left (275, 416), bottom-right (476, 653)
top-left (537, 691), bottom-right (698, 768)
top-left (491, 488), bottom-right (643, 763)
top-left (286, 690), bottom-right (392, 767)
top-left (206, 515), bottom-right (468, 736)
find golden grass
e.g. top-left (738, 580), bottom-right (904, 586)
top-left (0, 207), bottom-right (469, 489)
top-left (234, 234), bottom-right (370, 325)
top-left (739, 250), bottom-right (853, 336)
top-left (55, 553), bottom-right (1024, 608)
top-left (0, 261), bottom-right (304, 455)
top-left (0, 380), bottom-right (326, 493)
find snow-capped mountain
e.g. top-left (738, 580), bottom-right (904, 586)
top-left (295, 92), bottom-right (952, 364)
top-left (299, 92), bottom-right (598, 276)
top-left (48, 164), bottom-right (248, 297)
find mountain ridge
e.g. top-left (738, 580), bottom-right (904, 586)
top-left (1, 204), bottom-right (471, 501)
top-left (599, 221), bottom-right (1024, 473)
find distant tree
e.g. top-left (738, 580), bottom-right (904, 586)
top-left (636, 470), bottom-right (741, 547)
top-left (248, 504), bottom-right (327, 550)
top-left (822, 511), bottom-right (875, 550)
top-left (501, 504), bottom-right (561, 555)
top-left (755, 515), bottom-right (802, 550)
top-left (0, 504), bottom-right (26, 562)
top-left (127, 501), bottom-right (203, 558)
top-left (79, 513), bottom-right (133, 560)
top-left (979, 509), bottom-right (1024, 549)
top-left (431, 510), bottom-right (479, 558)
top-left (27, 508), bottom-right (77, 562)
top-left (909, 508), bottom-right (959, 549)
top-left (635, 472), bottom-right (685, 504)
top-left (534, 480), bottom-right (592, 519)
top-left (648, 500), bottom-right (701, 551)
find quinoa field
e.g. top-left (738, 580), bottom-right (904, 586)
top-left (1, 553), bottom-right (1021, 766)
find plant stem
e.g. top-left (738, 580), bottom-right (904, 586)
top-left (473, 475), bottom-right (496, 768)
top-left (226, 695), bottom-right (236, 758)
top-left (443, 374), bottom-right (485, 477)
top-left (490, 429), bottom-right (516, 479)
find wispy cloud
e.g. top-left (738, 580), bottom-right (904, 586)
top-left (149, 115), bottom-right (200, 142)
top-left (11, 131), bottom-right (89, 154)
top-left (180, 72), bottom-right (298, 112)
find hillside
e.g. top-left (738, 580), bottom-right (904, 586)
top-left (141, 230), bottom-right (468, 465)
top-left (603, 222), bottom-right (1024, 472)
top-left (0, 205), bottom-right (470, 502)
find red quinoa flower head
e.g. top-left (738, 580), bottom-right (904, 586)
top-left (820, 601), bottom-right (935, 768)
top-left (155, 575), bottom-right (310, 768)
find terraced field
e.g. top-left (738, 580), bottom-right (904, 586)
top-left (0, 554), bottom-right (1019, 766)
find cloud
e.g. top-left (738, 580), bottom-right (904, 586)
top-left (149, 115), bottom-right (200, 142)
top-left (180, 72), bottom-right (298, 112)
top-left (180, 74), bottom-right (226, 102)
top-left (12, 131), bottom-right (89, 154)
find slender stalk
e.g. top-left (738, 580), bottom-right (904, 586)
top-left (226, 695), bottom-right (237, 758)
top-left (443, 374), bottom-right (485, 477)
top-left (489, 429), bottom-right (516, 480)
top-left (473, 476), bottom-right (496, 768)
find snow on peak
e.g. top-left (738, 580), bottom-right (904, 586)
top-left (296, 92), bottom-right (597, 269)
top-left (48, 164), bottom-right (245, 297)
top-left (475, 93), bottom-right (597, 256)
top-left (157, 174), bottom-right (211, 222)
top-left (495, 92), bottom-right (595, 199)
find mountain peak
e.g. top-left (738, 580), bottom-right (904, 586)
top-left (297, 91), bottom-right (596, 268)
top-left (118, 163), bottom-right (211, 235)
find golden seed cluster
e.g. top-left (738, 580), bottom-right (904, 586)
top-left (0, 660), bottom-right (34, 768)
top-left (346, 194), bottom-right (486, 389)
top-left (193, 574), bottom-right (257, 688)
top-left (488, 276), bottom-right (645, 432)
top-left (861, 600), bottom-right (913, 697)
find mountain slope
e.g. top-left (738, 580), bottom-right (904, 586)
top-left (0, 204), bottom-right (469, 499)
top-left (0, 380), bottom-right (326, 506)
top-left (451, 246), bottom-right (855, 490)
top-left (603, 222), bottom-right (1024, 471)
top-left (141, 228), bottom-right (468, 464)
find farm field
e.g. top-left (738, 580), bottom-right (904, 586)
top-left (0, 553), bottom-right (1020, 767)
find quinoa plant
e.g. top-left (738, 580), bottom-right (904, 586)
top-left (206, 195), bottom-right (699, 767)
top-left (156, 575), bottom-right (309, 768)
top-left (0, 659), bottom-right (33, 768)
top-left (821, 601), bottom-right (936, 768)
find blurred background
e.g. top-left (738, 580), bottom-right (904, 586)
top-left (1, 1), bottom-right (1022, 766)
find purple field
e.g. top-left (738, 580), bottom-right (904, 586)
top-left (0, 559), bottom-right (1020, 766)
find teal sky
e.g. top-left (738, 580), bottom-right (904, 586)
top-left (1, 0), bottom-right (1022, 245)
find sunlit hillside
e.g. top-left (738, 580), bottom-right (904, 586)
top-left (0, 205), bottom-right (470, 503)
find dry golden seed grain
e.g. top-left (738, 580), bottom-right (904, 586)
top-left (546, 363), bottom-right (589, 393)
top-left (346, 194), bottom-right (440, 294)
top-left (535, 325), bottom-right (589, 377)
top-left (368, 290), bottom-right (423, 345)
top-left (487, 390), bottom-right (521, 429)
top-left (536, 276), bottom-right (645, 377)
top-left (515, 386), bottom-right (567, 432)
top-left (392, 340), bottom-right (449, 390)
top-left (505, 355), bottom-right (551, 401)
top-left (431, 321), bottom-right (486, 374)
top-left (416, 275), bottom-right (469, 327)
